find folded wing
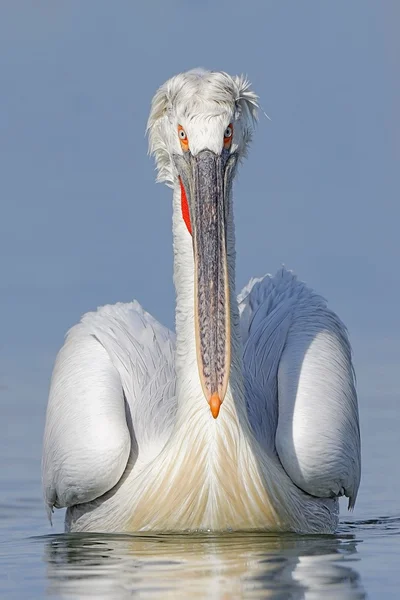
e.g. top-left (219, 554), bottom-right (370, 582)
top-left (239, 268), bottom-right (361, 508)
top-left (42, 301), bottom-right (176, 520)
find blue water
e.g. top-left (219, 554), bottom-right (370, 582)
top-left (0, 392), bottom-right (399, 598)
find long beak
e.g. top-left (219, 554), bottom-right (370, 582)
top-left (174, 150), bottom-right (237, 418)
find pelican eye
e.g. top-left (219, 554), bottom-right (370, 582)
top-left (224, 126), bottom-right (233, 138)
top-left (223, 123), bottom-right (233, 149)
top-left (178, 125), bottom-right (189, 151)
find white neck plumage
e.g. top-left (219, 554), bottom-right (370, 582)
top-left (126, 181), bottom-right (306, 532)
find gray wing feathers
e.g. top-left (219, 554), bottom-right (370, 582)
top-left (276, 306), bottom-right (360, 508)
top-left (239, 268), bottom-right (361, 508)
top-left (42, 301), bottom-right (176, 519)
top-left (42, 331), bottom-right (131, 517)
top-left (82, 302), bottom-right (176, 451)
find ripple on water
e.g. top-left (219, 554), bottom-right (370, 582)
top-left (1, 515), bottom-right (398, 598)
top-left (340, 515), bottom-right (400, 537)
top-left (21, 526), bottom-right (376, 599)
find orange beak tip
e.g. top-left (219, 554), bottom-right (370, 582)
top-left (210, 393), bottom-right (222, 419)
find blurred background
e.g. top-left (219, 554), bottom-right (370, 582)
top-left (0, 0), bottom-right (398, 540)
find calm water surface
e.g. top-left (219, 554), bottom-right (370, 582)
top-left (0, 391), bottom-right (399, 598)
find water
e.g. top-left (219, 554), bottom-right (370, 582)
top-left (0, 390), bottom-right (399, 598)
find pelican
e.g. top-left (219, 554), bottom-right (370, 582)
top-left (42, 69), bottom-right (361, 534)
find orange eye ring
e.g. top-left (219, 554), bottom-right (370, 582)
top-left (223, 123), bottom-right (233, 149)
top-left (178, 125), bottom-right (189, 152)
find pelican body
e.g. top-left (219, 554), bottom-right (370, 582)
top-left (42, 70), bottom-right (360, 534)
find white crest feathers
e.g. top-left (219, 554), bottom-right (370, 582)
top-left (147, 69), bottom-right (259, 187)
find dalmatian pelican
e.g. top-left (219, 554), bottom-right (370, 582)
top-left (42, 69), bottom-right (361, 534)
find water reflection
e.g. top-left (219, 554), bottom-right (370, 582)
top-left (41, 531), bottom-right (366, 599)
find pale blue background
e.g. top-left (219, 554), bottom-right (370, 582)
top-left (0, 2), bottom-right (399, 597)
top-left (0, 0), bottom-right (399, 538)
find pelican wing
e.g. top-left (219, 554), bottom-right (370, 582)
top-left (42, 301), bottom-right (176, 520)
top-left (239, 268), bottom-right (361, 508)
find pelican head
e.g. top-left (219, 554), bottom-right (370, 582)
top-left (147, 69), bottom-right (258, 418)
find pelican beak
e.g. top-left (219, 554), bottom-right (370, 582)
top-left (174, 150), bottom-right (237, 418)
